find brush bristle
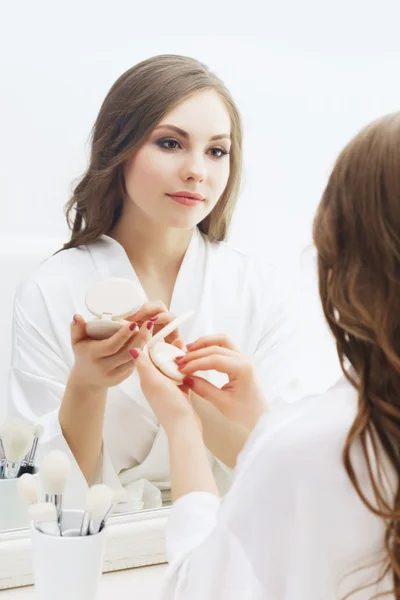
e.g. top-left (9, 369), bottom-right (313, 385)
top-left (28, 502), bottom-right (57, 524)
top-left (1, 419), bottom-right (34, 463)
top-left (33, 424), bottom-right (44, 439)
top-left (40, 450), bottom-right (71, 494)
top-left (86, 484), bottom-right (113, 518)
top-left (17, 473), bottom-right (39, 505)
top-left (113, 488), bottom-right (128, 504)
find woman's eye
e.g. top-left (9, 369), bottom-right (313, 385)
top-left (209, 147), bottom-right (229, 158)
top-left (157, 138), bottom-right (180, 150)
top-left (156, 139), bottom-right (229, 158)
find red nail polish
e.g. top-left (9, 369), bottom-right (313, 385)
top-left (73, 315), bottom-right (78, 324)
top-left (178, 364), bottom-right (185, 370)
top-left (146, 321), bottom-right (154, 331)
top-left (150, 316), bottom-right (158, 322)
top-left (183, 376), bottom-right (194, 388)
top-left (130, 348), bottom-right (139, 359)
top-left (129, 322), bottom-right (137, 331)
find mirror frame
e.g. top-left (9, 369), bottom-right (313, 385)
top-left (0, 506), bottom-right (169, 590)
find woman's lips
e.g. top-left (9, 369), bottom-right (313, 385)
top-left (166, 194), bottom-right (205, 207)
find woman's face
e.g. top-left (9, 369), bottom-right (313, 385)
top-left (123, 89), bottom-right (232, 229)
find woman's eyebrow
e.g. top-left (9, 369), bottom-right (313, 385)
top-left (154, 124), bottom-right (231, 141)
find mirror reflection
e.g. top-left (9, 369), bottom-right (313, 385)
top-left (4, 31), bottom-right (389, 549)
top-left (0, 54), bottom-right (304, 532)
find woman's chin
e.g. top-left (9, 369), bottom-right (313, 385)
top-left (163, 213), bottom-right (206, 231)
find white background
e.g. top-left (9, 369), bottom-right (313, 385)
top-left (1, 0), bottom-right (400, 408)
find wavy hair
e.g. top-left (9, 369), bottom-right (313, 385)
top-left (313, 112), bottom-right (400, 598)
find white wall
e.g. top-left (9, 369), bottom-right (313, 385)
top-left (1, 0), bottom-right (400, 408)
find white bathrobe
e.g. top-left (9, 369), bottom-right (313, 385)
top-left (162, 377), bottom-right (393, 599)
top-left (7, 227), bottom-right (300, 509)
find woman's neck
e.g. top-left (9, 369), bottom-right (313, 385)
top-left (109, 205), bottom-right (194, 304)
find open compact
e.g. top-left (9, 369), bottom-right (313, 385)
top-left (85, 277), bottom-right (147, 340)
top-left (85, 277), bottom-right (194, 383)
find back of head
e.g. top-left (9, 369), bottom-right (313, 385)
top-left (313, 112), bottom-right (400, 597)
top-left (63, 54), bottom-right (243, 249)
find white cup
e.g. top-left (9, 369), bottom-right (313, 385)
top-left (0, 470), bottom-right (39, 530)
top-left (31, 509), bottom-right (107, 600)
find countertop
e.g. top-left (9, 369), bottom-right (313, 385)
top-left (1, 563), bottom-right (168, 598)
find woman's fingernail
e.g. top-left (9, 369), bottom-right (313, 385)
top-left (146, 321), bottom-right (154, 331)
top-left (175, 356), bottom-right (183, 362)
top-left (186, 343), bottom-right (193, 349)
top-left (150, 316), bottom-right (158, 322)
top-left (178, 364), bottom-right (186, 370)
top-left (183, 376), bottom-right (194, 388)
top-left (130, 348), bottom-right (139, 359)
top-left (129, 322), bottom-right (138, 331)
top-left (73, 315), bottom-right (78, 325)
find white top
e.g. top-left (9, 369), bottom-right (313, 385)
top-left (7, 227), bottom-right (301, 509)
top-left (163, 377), bottom-right (393, 599)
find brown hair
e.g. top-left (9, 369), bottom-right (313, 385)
top-left (313, 112), bottom-right (400, 598)
top-left (62, 54), bottom-right (243, 250)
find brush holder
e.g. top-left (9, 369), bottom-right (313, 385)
top-left (30, 509), bottom-right (107, 600)
top-left (0, 469), bottom-right (39, 530)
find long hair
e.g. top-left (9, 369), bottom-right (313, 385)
top-left (62, 54), bottom-right (243, 250)
top-left (313, 112), bottom-right (400, 598)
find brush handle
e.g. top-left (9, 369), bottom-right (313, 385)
top-left (20, 464), bottom-right (36, 475)
top-left (0, 439), bottom-right (5, 460)
top-left (97, 504), bottom-right (115, 533)
top-left (18, 438), bottom-right (39, 476)
top-left (0, 440), bottom-right (5, 478)
top-left (4, 460), bottom-right (21, 479)
top-left (45, 493), bottom-right (62, 513)
top-left (16, 451), bottom-right (30, 476)
top-left (27, 436), bottom-right (39, 466)
top-left (79, 511), bottom-right (90, 536)
top-left (45, 494), bottom-right (63, 530)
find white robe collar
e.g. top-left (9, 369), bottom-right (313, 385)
top-left (89, 226), bottom-right (207, 315)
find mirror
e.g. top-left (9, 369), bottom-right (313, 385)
top-left (1, 6), bottom-right (397, 589)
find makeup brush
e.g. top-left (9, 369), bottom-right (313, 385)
top-left (0, 419), bottom-right (34, 479)
top-left (97, 488), bottom-right (128, 534)
top-left (40, 450), bottom-right (71, 522)
top-left (28, 502), bottom-right (60, 536)
top-left (0, 437), bottom-right (5, 479)
top-left (17, 472), bottom-right (39, 506)
top-left (80, 484), bottom-right (113, 536)
top-left (19, 424), bottom-right (44, 475)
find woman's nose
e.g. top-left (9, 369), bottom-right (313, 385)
top-left (180, 154), bottom-right (206, 183)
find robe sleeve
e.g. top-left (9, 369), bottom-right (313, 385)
top-left (158, 408), bottom-right (385, 600)
top-left (7, 279), bottom-right (140, 506)
top-left (159, 415), bottom-right (292, 600)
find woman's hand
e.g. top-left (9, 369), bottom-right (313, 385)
top-left (127, 301), bottom-right (182, 345)
top-left (175, 335), bottom-right (268, 431)
top-left (70, 314), bottom-right (154, 390)
top-left (130, 347), bottom-right (201, 436)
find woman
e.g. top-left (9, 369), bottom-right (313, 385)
top-left (7, 55), bottom-right (299, 509)
top-left (133, 113), bottom-right (400, 598)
